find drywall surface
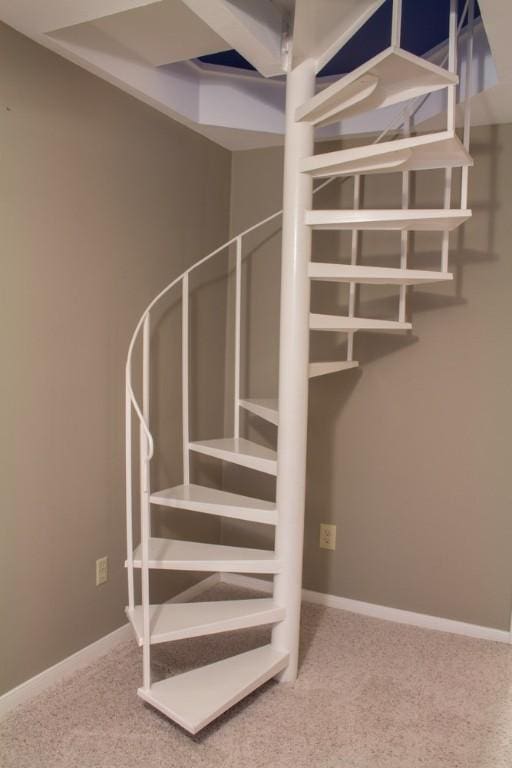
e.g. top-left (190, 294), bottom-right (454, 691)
top-left (225, 124), bottom-right (512, 631)
top-left (0, 22), bottom-right (231, 694)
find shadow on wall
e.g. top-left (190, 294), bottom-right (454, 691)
top-left (304, 125), bottom-right (500, 606)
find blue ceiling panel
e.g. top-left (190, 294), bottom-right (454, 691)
top-left (198, 0), bottom-right (480, 76)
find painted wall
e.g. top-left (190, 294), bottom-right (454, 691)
top-left (225, 124), bottom-right (512, 632)
top-left (0, 22), bottom-right (231, 694)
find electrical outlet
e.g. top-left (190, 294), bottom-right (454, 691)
top-left (320, 523), bottom-right (336, 551)
top-left (96, 556), bottom-right (108, 586)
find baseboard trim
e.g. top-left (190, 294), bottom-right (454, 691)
top-left (220, 573), bottom-right (511, 644)
top-left (0, 574), bottom-right (220, 719)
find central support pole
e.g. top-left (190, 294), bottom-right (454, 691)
top-left (271, 58), bottom-right (316, 682)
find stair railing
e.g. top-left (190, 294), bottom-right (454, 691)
top-left (125, 0), bottom-right (474, 691)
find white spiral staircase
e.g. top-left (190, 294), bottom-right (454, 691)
top-left (125, 0), bottom-right (475, 734)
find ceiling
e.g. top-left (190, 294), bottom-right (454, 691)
top-left (200, 0), bottom-right (481, 75)
top-left (0, 0), bottom-right (508, 150)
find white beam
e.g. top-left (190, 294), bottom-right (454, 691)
top-left (292, 0), bottom-right (386, 73)
top-left (91, 0), bottom-right (229, 67)
top-left (479, 0), bottom-right (512, 81)
top-left (181, 0), bottom-right (285, 77)
top-left (0, 0), bottom-right (159, 34)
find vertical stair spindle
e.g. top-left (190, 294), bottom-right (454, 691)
top-left (391, 0), bottom-right (402, 47)
top-left (442, 0), bottom-right (458, 273)
top-left (182, 273), bottom-right (190, 485)
top-left (125, 382), bottom-right (134, 613)
top-left (399, 114), bottom-right (410, 323)
top-left (461, 0), bottom-right (475, 210)
top-left (347, 174), bottom-right (360, 361)
top-left (140, 312), bottom-right (151, 691)
top-left (234, 236), bottom-right (242, 439)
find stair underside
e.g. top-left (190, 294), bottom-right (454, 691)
top-left (126, 599), bottom-right (285, 646)
top-left (239, 398), bottom-right (279, 426)
top-left (150, 483), bottom-right (277, 525)
top-left (138, 645), bottom-right (289, 734)
top-left (306, 209), bottom-right (471, 231)
top-left (189, 437), bottom-right (277, 476)
top-left (131, 538), bottom-right (281, 573)
top-left (296, 46), bottom-right (458, 126)
top-left (309, 263), bottom-right (453, 285)
top-left (301, 131), bottom-right (472, 178)
top-left (309, 360), bottom-right (360, 378)
top-left (310, 314), bottom-right (411, 332)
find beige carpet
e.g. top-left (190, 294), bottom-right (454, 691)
top-left (2, 583), bottom-right (512, 768)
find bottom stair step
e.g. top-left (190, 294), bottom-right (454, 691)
top-left (126, 599), bottom-right (285, 646)
top-left (138, 644), bottom-right (289, 734)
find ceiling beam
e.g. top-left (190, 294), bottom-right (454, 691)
top-left (292, 0), bottom-right (386, 73)
top-left (180, 0), bottom-right (285, 77)
top-left (0, 0), bottom-right (160, 34)
top-left (479, 0), bottom-right (512, 81)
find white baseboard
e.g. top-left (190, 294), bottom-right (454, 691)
top-left (4, 571), bottom-right (507, 720)
top-left (0, 574), bottom-right (219, 719)
top-left (0, 623), bottom-right (132, 719)
top-left (220, 573), bottom-right (511, 644)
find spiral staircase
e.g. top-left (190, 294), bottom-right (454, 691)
top-left (125, 0), bottom-right (475, 734)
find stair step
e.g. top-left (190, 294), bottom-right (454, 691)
top-left (310, 314), bottom-right (411, 332)
top-left (150, 484), bottom-right (277, 525)
top-left (309, 263), bottom-right (453, 286)
top-left (296, 46), bottom-right (458, 127)
top-left (126, 599), bottom-right (285, 646)
top-left (138, 644), bottom-right (289, 734)
top-left (239, 398), bottom-right (279, 426)
top-left (301, 131), bottom-right (472, 178)
top-left (131, 538), bottom-right (281, 574)
top-left (305, 209), bottom-right (471, 232)
top-left (309, 360), bottom-right (359, 378)
top-left (189, 437), bottom-right (277, 476)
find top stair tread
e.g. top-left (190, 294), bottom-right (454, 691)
top-left (137, 644), bottom-right (289, 734)
top-left (189, 437), bottom-right (277, 476)
top-left (296, 46), bottom-right (458, 127)
top-left (301, 131), bottom-right (473, 178)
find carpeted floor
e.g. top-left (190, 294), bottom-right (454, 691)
top-left (2, 583), bottom-right (512, 768)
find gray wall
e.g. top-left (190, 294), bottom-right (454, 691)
top-left (0, 23), bottom-right (231, 694)
top-left (226, 124), bottom-right (512, 631)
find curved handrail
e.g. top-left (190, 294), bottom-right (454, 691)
top-left (126, 0), bottom-right (470, 459)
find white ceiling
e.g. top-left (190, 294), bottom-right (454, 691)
top-left (0, 0), bottom-right (509, 150)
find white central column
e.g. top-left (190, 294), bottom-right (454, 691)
top-left (271, 58), bottom-right (316, 682)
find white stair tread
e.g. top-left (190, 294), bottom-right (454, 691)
top-left (296, 46), bottom-right (458, 126)
top-left (309, 361), bottom-right (359, 378)
top-left (131, 538), bottom-right (281, 573)
top-left (309, 263), bottom-right (453, 286)
top-left (126, 599), bottom-right (285, 646)
top-left (189, 437), bottom-right (277, 476)
top-left (239, 398), bottom-right (279, 426)
top-left (138, 644), bottom-right (289, 734)
top-left (311, 314), bottom-right (411, 332)
top-left (306, 209), bottom-right (471, 232)
top-left (301, 131), bottom-right (472, 178)
top-left (150, 483), bottom-right (277, 525)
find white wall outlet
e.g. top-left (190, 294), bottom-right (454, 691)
top-left (96, 556), bottom-right (108, 586)
top-left (319, 523), bottom-right (336, 551)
